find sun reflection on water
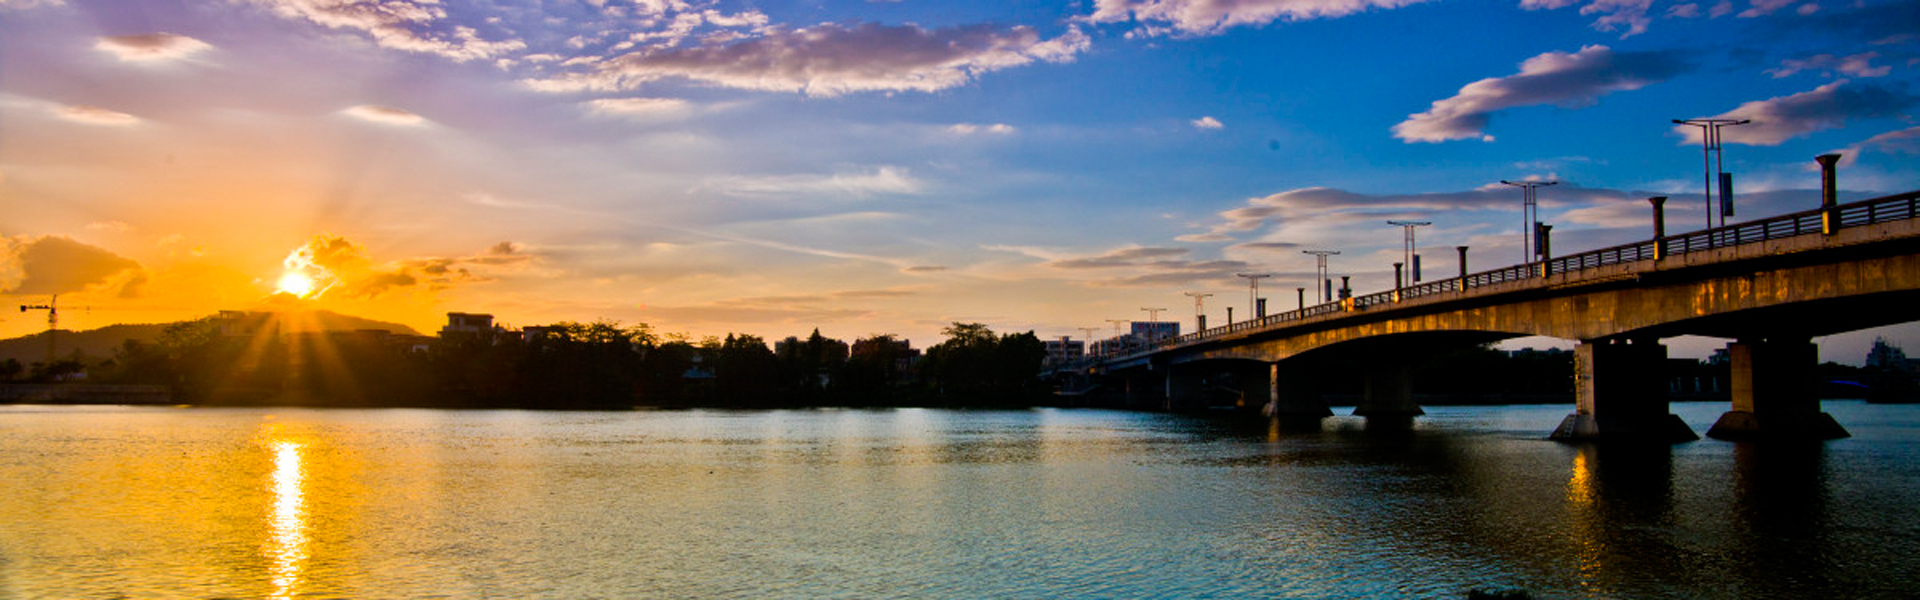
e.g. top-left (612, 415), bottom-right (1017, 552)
top-left (267, 437), bottom-right (308, 599)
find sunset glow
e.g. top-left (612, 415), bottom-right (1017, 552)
top-left (276, 273), bottom-right (315, 299)
top-left (2, 0), bottom-right (1915, 356)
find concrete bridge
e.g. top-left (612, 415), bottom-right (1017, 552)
top-left (1079, 173), bottom-right (1920, 442)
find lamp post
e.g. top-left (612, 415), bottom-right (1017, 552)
top-left (1302, 250), bottom-right (1339, 303)
top-left (1673, 118), bottom-right (1750, 228)
top-left (1140, 307), bottom-right (1167, 343)
top-left (1500, 180), bottom-right (1556, 264)
top-left (1183, 292), bottom-right (1213, 332)
top-left (1234, 273), bottom-right (1271, 320)
top-left (1386, 220), bottom-right (1431, 283)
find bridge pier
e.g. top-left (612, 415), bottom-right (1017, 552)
top-left (1707, 339), bottom-right (1849, 440)
top-left (1354, 358), bottom-right (1423, 418)
top-left (1552, 339), bottom-right (1698, 442)
top-left (1254, 362), bottom-right (1334, 419)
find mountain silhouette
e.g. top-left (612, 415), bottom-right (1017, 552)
top-left (1, 310), bottom-right (421, 364)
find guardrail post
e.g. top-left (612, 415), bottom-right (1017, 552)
top-left (1649, 196), bottom-right (1667, 261)
top-left (1818, 153), bottom-right (1841, 235)
top-left (1455, 246), bottom-right (1468, 285)
top-left (1537, 224), bottom-right (1553, 278)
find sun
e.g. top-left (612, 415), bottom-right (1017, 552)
top-left (276, 271), bottom-right (316, 298)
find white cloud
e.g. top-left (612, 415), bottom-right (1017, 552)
top-left (1191, 116), bottom-right (1224, 130)
top-left (342, 104), bottom-right (428, 126)
top-left (703, 166), bottom-right (925, 199)
top-left (242, 0), bottom-right (525, 62)
top-left (1087, 0), bottom-right (1431, 36)
top-left (57, 105), bottom-right (139, 126)
top-left (526, 23), bottom-right (1090, 97)
top-left (947, 123), bottom-right (1017, 135)
top-left (1394, 45), bottom-right (1689, 143)
top-left (94, 33), bottom-right (213, 62)
top-left (585, 97), bottom-right (692, 118)
top-left (1830, 125), bottom-right (1920, 167)
top-left (1768, 52), bottom-right (1892, 79)
top-left (1522, 0), bottom-right (1654, 37)
top-left (1676, 80), bottom-right (1918, 146)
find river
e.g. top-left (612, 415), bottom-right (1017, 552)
top-left (2, 402), bottom-right (1917, 598)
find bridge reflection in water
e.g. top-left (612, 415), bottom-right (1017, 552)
top-left (1071, 158), bottom-right (1919, 442)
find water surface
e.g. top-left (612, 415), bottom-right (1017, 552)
top-left (2, 402), bottom-right (1916, 598)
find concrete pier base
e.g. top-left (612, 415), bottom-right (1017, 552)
top-left (1707, 339), bottom-right (1849, 440)
top-left (1551, 338), bottom-right (1698, 442)
top-left (1258, 362), bottom-right (1334, 419)
top-left (1354, 359), bottom-right (1423, 418)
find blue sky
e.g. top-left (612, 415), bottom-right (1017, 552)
top-left (2, 0), bottom-right (1917, 360)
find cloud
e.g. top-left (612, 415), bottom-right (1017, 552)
top-left (342, 104), bottom-right (428, 126)
top-left (242, 0), bottom-right (525, 62)
top-left (276, 234), bottom-right (525, 299)
top-left (702, 166), bottom-right (924, 198)
top-left (0, 236), bottom-right (145, 297)
top-left (0, 0), bottom-right (65, 9)
top-left (1520, 0), bottom-right (1654, 37)
top-left (1768, 52), bottom-right (1892, 79)
top-left (56, 105), bottom-right (139, 126)
top-left (1036, 246), bottom-right (1252, 287)
top-left (903, 265), bottom-right (949, 273)
top-left (1087, 0), bottom-right (1430, 36)
top-left (95, 32), bottom-right (213, 62)
top-left (1737, 0), bottom-right (1796, 18)
top-left (947, 123), bottom-right (1017, 135)
top-left (1192, 184), bottom-right (1631, 242)
top-left (1394, 45), bottom-right (1689, 143)
top-left (1831, 125), bottom-right (1920, 167)
top-left (1047, 246), bottom-right (1191, 269)
top-left (585, 97), bottom-right (692, 118)
top-left (1191, 116), bottom-right (1224, 129)
top-left (526, 22), bottom-right (1090, 97)
top-left (1676, 80), bottom-right (1918, 145)
top-left (1231, 241), bottom-right (1302, 251)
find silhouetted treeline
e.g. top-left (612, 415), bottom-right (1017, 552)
top-left (28, 318), bottom-right (1048, 409)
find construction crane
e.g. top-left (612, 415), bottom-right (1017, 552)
top-left (18, 295), bottom-right (60, 365)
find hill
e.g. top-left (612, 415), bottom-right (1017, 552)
top-left (0, 311), bottom-right (422, 364)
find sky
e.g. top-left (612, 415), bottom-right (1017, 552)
top-left (2, 0), bottom-right (1917, 362)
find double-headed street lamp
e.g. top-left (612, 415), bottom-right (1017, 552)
top-left (1234, 273), bottom-right (1271, 320)
top-left (1673, 118), bottom-right (1750, 229)
top-left (1386, 220), bottom-right (1430, 284)
top-left (1500, 180), bottom-right (1556, 264)
top-left (1183, 291), bottom-right (1213, 332)
top-left (1301, 250), bottom-right (1339, 303)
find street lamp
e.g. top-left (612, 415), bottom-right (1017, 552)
top-left (1386, 220), bottom-right (1431, 283)
top-left (1302, 250), bottom-right (1339, 303)
top-left (1183, 291), bottom-right (1213, 332)
top-left (1500, 180), bottom-right (1556, 264)
top-left (1673, 118), bottom-right (1750, 228)
top-left (1140, 307), bottom-right (1167, 343)
top-left (1234, 273), bottom-right (1271, 320)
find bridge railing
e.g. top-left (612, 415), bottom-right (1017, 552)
top-left (1113, 190), bottom-right (1920, 362)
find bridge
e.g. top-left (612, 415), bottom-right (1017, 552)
top-left (1075, 161), bottom-right (1920, 442)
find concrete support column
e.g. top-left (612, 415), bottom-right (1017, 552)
top-left (1707, 339), bottom-right (1849, 440)
top-left (1163, 367), bottom-right (1203, 412)
top-left (1354, 359), bottom-right (1422, 418)
top-left (1122, 371), bottom-right (1165, 410)
top-left (1259, 361), bottom-right (1333, 419)
top-left (1551, 339), bottom-right (1697, 442)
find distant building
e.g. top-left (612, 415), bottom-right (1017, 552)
top-left (1044, 337), bottom-right (1085, 367)
top-left (1868, 337), bottom-right (1916, 373)
top-left (439, 312), bottom-right (507, 343)
top-left (1131, 321), bottom-right (1179, 343)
